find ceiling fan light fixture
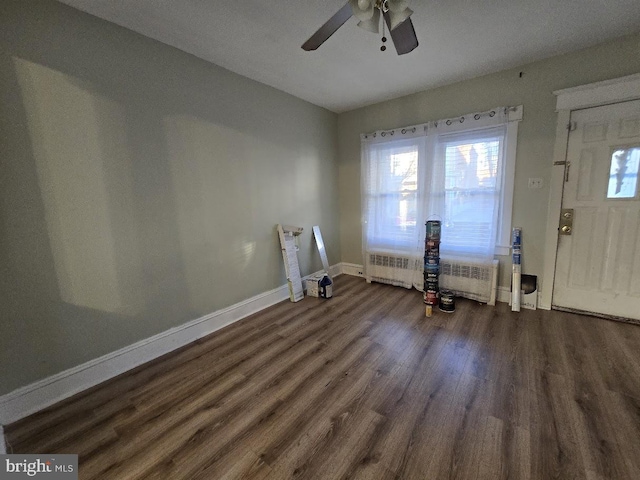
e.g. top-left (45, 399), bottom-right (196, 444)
top-left (386, 0), bottom-right (409, 12)
top-left (349, 0), bottom-right (375, 22)
top-left (386, 0), bottom-right (413, 30)
top-left (356, 8), bottom-right (381, 33)
top-left (388, 7), bottom-right (413, 30)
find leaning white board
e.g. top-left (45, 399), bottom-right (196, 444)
top-left (312, 225), bottom-right (331, 279)
top-left (277, 224), bottom-right (304, 302)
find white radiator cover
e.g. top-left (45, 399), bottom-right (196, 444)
top-left (364, 252), bottom-right (420, 289)
top-left (439, 257), bottom-right (498, 305)
top-left (364, 251), bottom-right (498, 305)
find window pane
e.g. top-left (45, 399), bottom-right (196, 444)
top-left (366, 146), bottom-right (418, 249)
top-left (444, 140), bottom-right (500, 190)
top-left (607, 147), bottom-right (640, 199)
top-left (390, 150), bottom-right (417, 229)
top-left (442, 137), bottom-right (502, 254)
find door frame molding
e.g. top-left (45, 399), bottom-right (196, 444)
top-left (540, 73), bottom-right (640, 310)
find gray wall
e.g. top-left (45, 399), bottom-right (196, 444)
top-left (337, 33), bottom-right (640, 292)
top-left (1, 0), bottom-right (639, 397)
top-left (0, 0), bottom-right (340, 395)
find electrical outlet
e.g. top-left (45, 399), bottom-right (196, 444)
top-left (528, 177), bottom-right (544, 189)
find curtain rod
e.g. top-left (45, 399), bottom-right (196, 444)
top-left (361, 106), bottom-right (522, 140)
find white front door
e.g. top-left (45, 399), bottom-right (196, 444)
top-left (553, 99), bottom-right (640, 319)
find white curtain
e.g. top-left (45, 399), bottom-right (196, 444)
top-left (361, 108), bottom-right (511, 292)
top-left (361, 126), bottom-right (427, 289)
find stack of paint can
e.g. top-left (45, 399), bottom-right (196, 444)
top-left (424, 220), bottom-right (441, 316)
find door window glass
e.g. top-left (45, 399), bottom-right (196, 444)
top-left (607, 146), bottom-right (640, 199)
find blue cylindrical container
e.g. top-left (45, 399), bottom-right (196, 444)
top-left (512, 227), bottom-right (522, 247)
top-left (426, 221), bottom-right (441, 240)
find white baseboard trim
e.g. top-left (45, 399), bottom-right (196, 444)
top-left (0, 266), bottom-right (339, 426)
top-left (538, 300), bottom-right (552, 310)
top-left (496, 286), bottom-right (511, 305)
top-left (496, 286), bottom-right (549, 310)
top-left (340, 262), bottom-right (364, 277)
top-left (327, 264), bottom-right (342, 279)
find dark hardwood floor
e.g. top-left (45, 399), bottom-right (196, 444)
top-left (5, 275), bottom-right (640, 479)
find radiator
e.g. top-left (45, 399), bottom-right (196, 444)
top-left (439, 257), bottom-right (498, 305)
top-left (364, 252), bottom-right (420, 289)
top-left (364, 252), bottom-right (498, 305)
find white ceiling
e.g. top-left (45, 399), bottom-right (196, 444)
top-left (58, 0), bottom-right (640, 113)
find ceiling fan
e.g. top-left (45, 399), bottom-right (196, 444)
top-left (302, 0), bottom-right (418, 55)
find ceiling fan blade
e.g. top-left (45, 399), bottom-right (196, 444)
top-left (383, 11), bottom-right (418, 55)
top-left (302, 2), bottom-right (353, 51)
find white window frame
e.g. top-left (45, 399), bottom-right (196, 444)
top-left (427, 106), bottom-right (522, 256)
top-left (361, 136), bottom-right (423, 253)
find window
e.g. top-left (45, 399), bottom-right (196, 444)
top-left (361, 107), bottom-right (520, 259)
top-left (436, 126), bottom-right (507, 256)
top-left (362, 136), bottom-right (423, 252)
top-left (607, 146), bottom-right (640, 199)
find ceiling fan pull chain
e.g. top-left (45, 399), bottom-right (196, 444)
top-left (381, 16), bottom-right (387, 51)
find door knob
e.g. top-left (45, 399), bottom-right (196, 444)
top-left (559, 208), bottom-right (574, 235)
